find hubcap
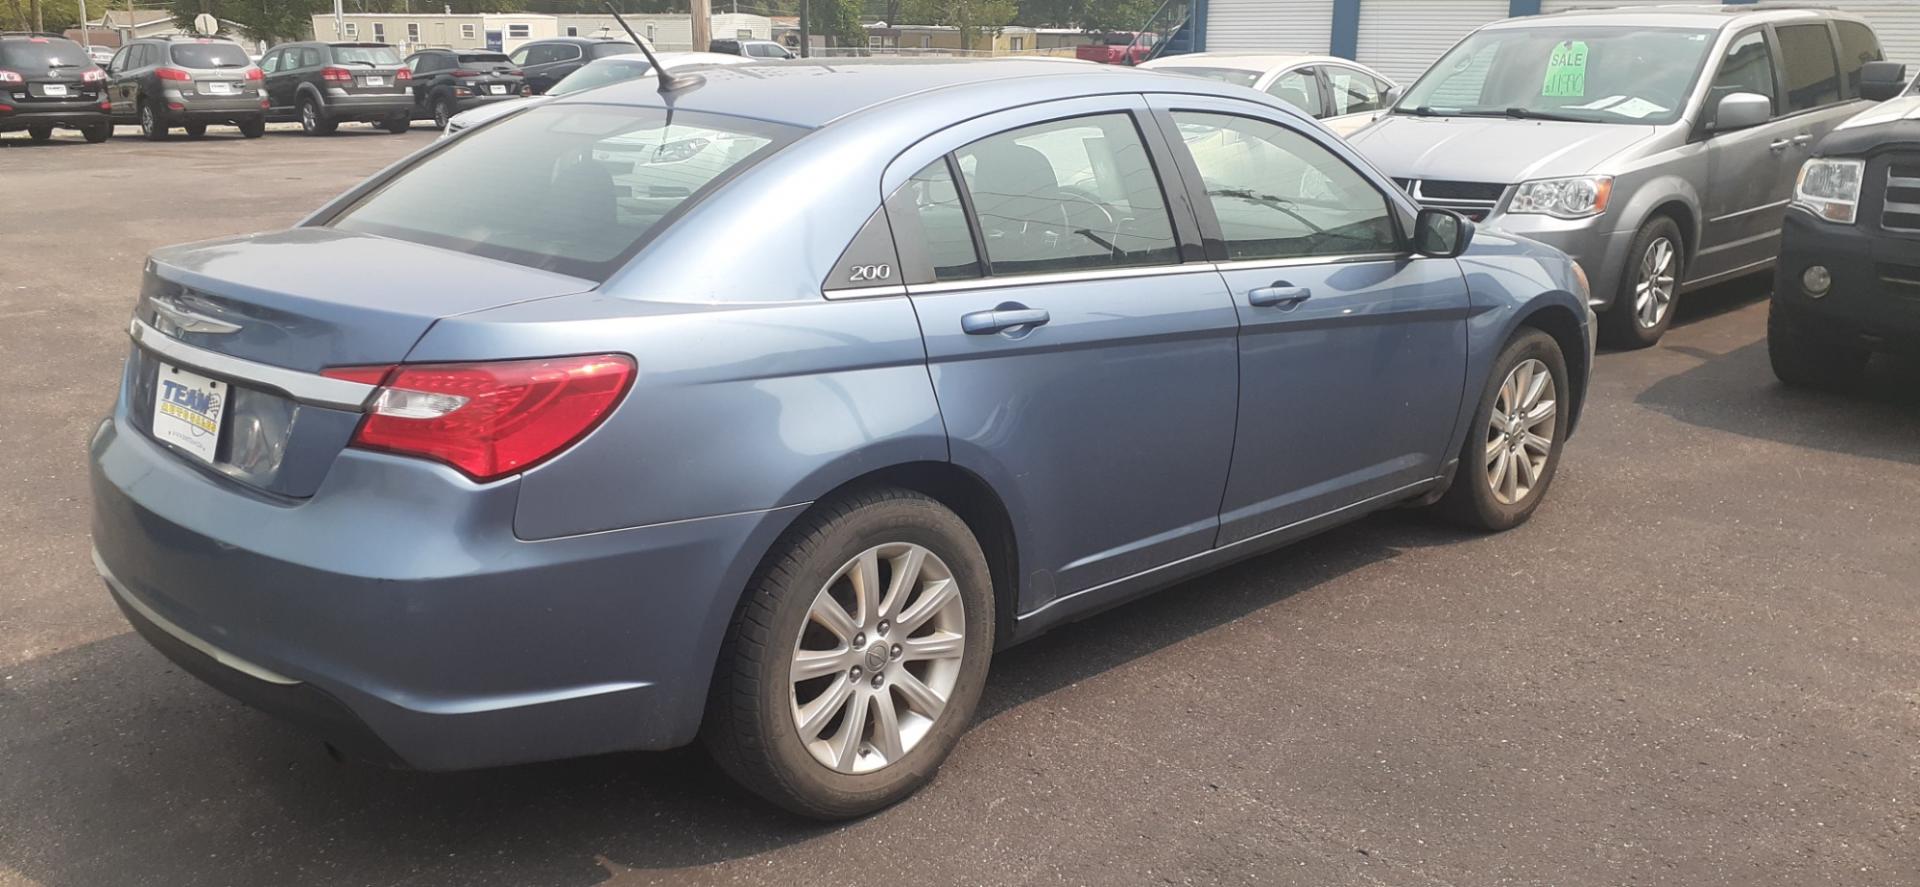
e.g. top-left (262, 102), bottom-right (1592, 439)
top-left (140, 107), bottom-right (152, 133)
top-left (1634, 237), bottom-right (1677, 329)
top-left (1484, 358), bottom-right (1557, 506)
top-left (302, 103), bottom-right (315, 130)
top-left (789, 542), bottom-right (965, 774)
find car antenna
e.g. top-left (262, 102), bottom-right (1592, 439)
top-left (603, 2), bottom-right (701, 93)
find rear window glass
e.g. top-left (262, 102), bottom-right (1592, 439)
top-left (550, 58), bottom-right (651, 95)
top-left (331, 45), bottom-right (404, 66)
top-left (591, 42), bottom-right (640, 58)
top-left (0, 39), bottom-right (85, 68)
top-left (458, 52), bottom-right (512, 64)
top-left (331, 105), bottom-right (799, 280)
top-left (1154, 66), bottom-right (1262, 89)
top-left (170, 42), bottom-right (250, 69)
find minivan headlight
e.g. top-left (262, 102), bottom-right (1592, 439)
top-left (1508, 176), bottom-right (1614, 219)
top-left (1793, 158), bottom-right (1864, 224)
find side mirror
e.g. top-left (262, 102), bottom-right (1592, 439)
top-left (1708, 91), bottom-right (1771, 133)
top-left (1860, 60), bottom-right (1909, 102)
top-left (1381, 85), bottom-right (1404, 106)
top-left (1413, 208), bottom-right (1472, 258)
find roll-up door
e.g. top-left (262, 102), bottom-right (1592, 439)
top-left (1355, 0), bottom-right (1511, 84)
top-left (1204, 0), bottom-right (1336, 55)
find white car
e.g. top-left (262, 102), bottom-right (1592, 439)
top-left (1138, 53), bottom-right (1397, 137)
top-left (441, 51), bottom-right (755, 138)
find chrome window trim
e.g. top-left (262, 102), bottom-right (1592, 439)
top-left (904, 262), bottom-right (1214, 295)
top-left (1211, 252), bottom-right (1408, 274)
top-left (128, 318), bottom-right (376, 411)
top-left (822, 284), bottom-right (909, 301)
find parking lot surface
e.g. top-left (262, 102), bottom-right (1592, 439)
top-left (3, 128), bottom-right (1919, 887)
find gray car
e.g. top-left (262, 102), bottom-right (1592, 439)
top-left (91, 60), bottom-right (1592, 819)
top-left (106, 36), bottom-right (267, 140)
top-left (1350, 6), bottom-right (1887, 348)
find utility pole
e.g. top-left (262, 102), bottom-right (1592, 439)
top-left (798, 0), bottom-right (808, 58)
top-left (77, 0), bottom-right (88, 51)
top-left (30, 0), bottom-right (40, 34)
top-left (333, 0), bottom-right (344, 42)
top-left (690, 0), bottom-right (710, 53)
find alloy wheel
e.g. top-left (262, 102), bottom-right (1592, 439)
top-left (789, 542), bottom-right (966, 774)
top-left (1634, 237), bottom-right (1677, 329)
top-left (1484, 358), bottom-right (1557, 506)
top-left (301, 101), bottom-right (317, 133)
top-left (139, 105), bottom-right (154, 136)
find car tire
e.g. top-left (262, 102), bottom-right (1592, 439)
top-left (433, 95), bottom-right (455, 130)
top-left (1599, 216), bottom-right (1685, 349)
top-left (27, 124), bottom-right (52, 143)
top-left (1435, 328), bottom-right (1571, 532)
top-left (238, 118), bottom-right (265, 139)
top-left (382, 114), bottom-right (411, 134)
top-left (184, 122), bottom-right (207, 138)
top-left (1767, 299), bottom-right (1867, 390)
top-left (704, 487), bottom-right (995, 820)
top-left (300, 96), bottom-right (336, 135)
top-left (139, 101), bottom-right (168, 141)
top-left (82, 122), bottom-right (112, 143)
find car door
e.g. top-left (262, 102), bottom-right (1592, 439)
top-left (1320, 64), bottom-right (1392, 136)
top-left (264, 46), bottom-right (304, 114)
top-left (1696, 27), bottom-right (1801, 282)
top-left (1262, 66), bottom-right (1323, 120)
top-left (883, 96), bottom-right (1240, 610)
top-left (1147, 95), bottom-right (1471, 545)
top-left (106, 45), bottom-right (136, 118)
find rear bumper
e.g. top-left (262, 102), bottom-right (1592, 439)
top-left (453, 92), bottom-right (523, 111)
top-left (161, 95), bottom-right (267, 122)
top-left (321, 92), bottom-right (413, 120)
top-left (89, 407), bottom-right (805, 770)
top-left (1775, 209), bottom-right (1920, 351)
top-left (0, 102), bottom-right (108, 130)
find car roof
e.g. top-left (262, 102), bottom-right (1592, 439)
top-left (1491, 3), bottom-right (1864, 30)
top-left (1141, 52), bottom-right (1344, 73)
top-left (553, 57), bottom-right (1257, 129)
top-left (534, 36), bottom-right (635, 45)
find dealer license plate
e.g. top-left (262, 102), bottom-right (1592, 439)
top-left (489, 84), bottom-right (506, 95)
top-left (44, 83), bottom-right (67, 96)
top-left (152, 362), bottom-right (226, 465)
top-left (364, 76), bottom-right (385, 87)
top-left (207, 81), bottom-right (236, 95)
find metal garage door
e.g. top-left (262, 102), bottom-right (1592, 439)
top-left (1824, 1), bottom-right (1920, 69)
top-left (1541, 0), bottom-right (1686, 12)
top-left (1355, 0), bottom-right (1511, 84)
top-left (1205, 0), bottom-right (1335, 55)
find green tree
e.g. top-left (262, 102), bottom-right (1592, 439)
top-left (1, 0), bottom-right (83, 32)
top-left (902, 0), bottom-right (1014, 50)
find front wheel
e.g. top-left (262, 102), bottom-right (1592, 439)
top-left (139, 101), bottom-right (168, 141)
top-left (26, 124), bottom-right (52, 142)
top-left (382, 113), bottom-right (411, 134)
top-left (704, 488), bottom-right (995, 819)
top-left (1767, 300), bottom-right (1867, 389)
top-left (1600, 216), bottom-right (1685, 349)
top-left (238, 118), bottom-right (265, 139)
top-left (433, 94), bottom-right (456, 130)
top-left (1434, 328), bottom-right (1571, 532)
top-left (183, 122), bottom-right (207, 138)
top-left (81, 122), bottom-right (112, 143)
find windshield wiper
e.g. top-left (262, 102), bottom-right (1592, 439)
top-left (1397, 105), bottom-right (1442, 117)
top-left (339, 60), bottom-right (377, 67)
top-left (1500, 107), bottom-right (1590, 123)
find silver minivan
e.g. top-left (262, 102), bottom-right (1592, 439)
top-left (1350, 6), bottom-right (1894, 347)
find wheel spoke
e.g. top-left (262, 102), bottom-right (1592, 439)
top-left (1524, 398), bottom-right (1556, 430)
top-left (896, 578), bottom-right (958, 635)
top-left (1503, 449), bottom-right (1521, 501)
top-left (1514, 446), bottom-right (1537, 487)
top-left (878, 545), bottom-right (926, 622)
top-left (1485, 433), bottom-right (1506, 463)
top-left (1512, 362), bottom-right (1535, 409)
top-left (791, 647), bottom-right (851, 682)
top-left (1489, 448), bottom-right (1511, 497)
top-left (893, 670), bottom-right (947, 721)
top-left (808, 593), bottom-right (860, 641)
top-left (831, 689), bottom-right (871, 771)
top-left (1522, 431), bottom-right (1552, 456)
top-left (848, 548), bottom-right (881, 627)
top-left (869, 691), bottom-right (906, 762)
top-left (1521, 364), bottom-right (1550, 410)
top-left (795, 678), bottom-right (853, 740)
top-left (901, 630), bottom-right (965, 663)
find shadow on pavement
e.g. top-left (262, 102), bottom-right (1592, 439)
top-left (0, 514), bottom-right (1442, 886)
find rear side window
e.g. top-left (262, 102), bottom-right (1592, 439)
top-left (0, 38), bottom-right (84, 68)
top-left (1171, 112), bottom-right (1398, 261)
top-left (1267, 69), bottom-right (1322, 116)
top-left (1835, 21), bottom-right (1883, 97)
top-left (591, 43), bottom-right (639, 59)
top-left (331, 105), bottom-right (799, 280)
top-left (169, 42), bottom-right (250, 69)
top-left (1327, 68), bottom-right (1387, 116)
top-left (900, 159), bottom-right (984, 282)
top-left (331, 45), bottom-right (404, 66)
top-left (952, 114), bottom-right (1180, 277)
top-left (1777, 24), bottom-right (1841, 112)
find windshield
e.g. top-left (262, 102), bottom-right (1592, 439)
top-left (1153, 66), bottom-right (1262, 89)
top-left (550, 58), bottom-right (652, 95)
top-left (591, 42), bottom-right (641, 59)
top-left (1397, 26), bottom-right (1715, 125)
top-left (170, 42), bottom-right (250, 69)
top-left (332, 105), bottom-right (798, 280)
top-left (331, 45), bottom-right (404, 66)
top-left (0, 39), bottom-right (85, 68)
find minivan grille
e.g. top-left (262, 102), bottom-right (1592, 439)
top-left (1880, 160), bottom-right (1920, 233)
top-left (1398, 179), bottom-right (1506, 221)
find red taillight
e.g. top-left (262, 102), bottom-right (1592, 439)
top-left (155, 67), bottom-right (192, 82)
top-left (321, 66), bottom-right (353, 82)
top-left (395, 68), bottom-right (411, 81)
top-left (82, 67), bottom-right (106, 83)
top-left (244, 66), bottom-right (264, 81)
top-left (333, 355), bottom-right (634, 482)
top-left (0, 70), bottom-right (23, 85)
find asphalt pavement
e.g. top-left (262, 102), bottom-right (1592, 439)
top-left (2, 124), bottom-right (1918, 887)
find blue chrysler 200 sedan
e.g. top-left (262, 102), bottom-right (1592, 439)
top-left (91, 59), bottom-right (1595, 819)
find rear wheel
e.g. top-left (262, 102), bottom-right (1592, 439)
top-left (26, 124), bottom-right (53, 142)
top-left (704, 488), bottom-right (995, 819)
top-left (382, 113), bottom-right (411, 134)
top-left (81, 122), bottom-right (112, 143)
top-left (299, 96), bottom-right (336, 135)
top-left (138, 101), bottom-right (168, 141)
top-left (1600, 216), bottom-right (1684, 349)
top-left (238, 117), bottom-right (265, 139)
top-left (1767, 299), bottom-right (1867, 389)
top-left (433, 94), bottom-right (456, 130)
top-left (1435, 328), bottom-right (1571, 532)
top-left (184, 122), bottom-right (207, 138)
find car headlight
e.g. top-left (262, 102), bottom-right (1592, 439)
top-left (1508, 176), bottom-right (1614, 219)
top-left (1792, 158), bottom-right (1864, 224)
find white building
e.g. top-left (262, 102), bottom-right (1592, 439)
top-left (553, 13), bottom-right (772, 50)
top-left (1196, 0), bottom-right (1920, 85)
top-left (310, 13), bottom-right (557, 54)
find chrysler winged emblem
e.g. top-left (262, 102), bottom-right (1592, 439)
top-left (151, 295), bottom-right (241, 336)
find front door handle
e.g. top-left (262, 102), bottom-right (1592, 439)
top-left (1247, 283), bottom-right (1313, 308)
top-left (961, 306), bottom-right (1051, 335)
top-left (1769, 138), bottom-right (1792, 153)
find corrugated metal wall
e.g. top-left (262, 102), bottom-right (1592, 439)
top-left (1204, 0), bottom-right (1336, 55)
top-left (1354, 0), bottom-right (1510, 83)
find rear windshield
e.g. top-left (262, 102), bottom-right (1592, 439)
top-left (331, 105), bottom-right (800, 280)
top-left (591, 42), bottom-right (641, 59)
top-left (458, 52), bottom-right (512, 64)
top-left (550, 58), bottom-right (651, 95)
top-left (1154, 66), bottom-right (1262, 88)
top-left (170, 42), bottom-right (250, 69)
top-left (330, 45), bottom-right (404, 66)
top-left (0, 39), bottom-right (86, 68)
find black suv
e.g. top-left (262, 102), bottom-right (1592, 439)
top-left (106, 36), bottom-right (265, 140)
top-left (402, 48), bottom-right (526, 129)
top-left (1773, 61), bottom-right (1920, 388)
top-left (507, 37), bottom-right (636, 95)
top-left (260, 41), bottom-right (413, 135)
top-left (0, 32), bottom-right (110, 143)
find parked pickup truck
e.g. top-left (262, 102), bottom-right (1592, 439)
top-left (1076, 33), bottom-right (1154, 65)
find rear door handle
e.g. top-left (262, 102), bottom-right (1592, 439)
top-left (1247, 283), bottom-right (1313, 308)
top-left (1791, 133), bottom-right (1814, 148)
top-left (961, 306), bottom-right (1051, 335)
